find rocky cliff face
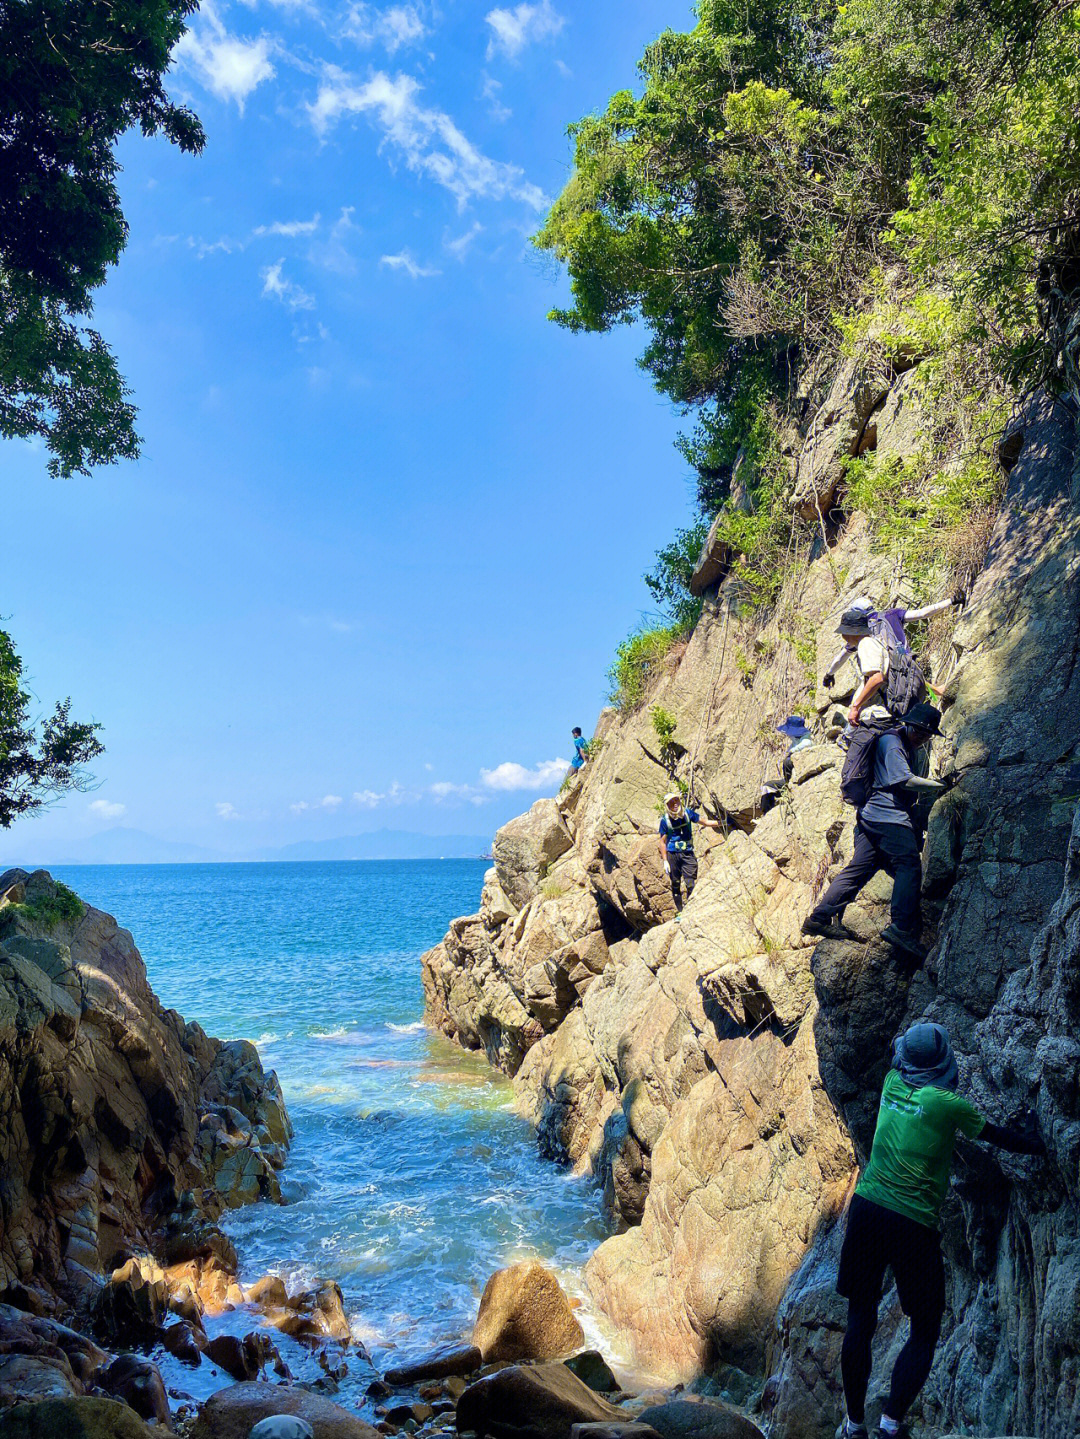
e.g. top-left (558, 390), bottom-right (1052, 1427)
top-left (422, 380), bottom-right (1080, 1436)
top-left (0, 868), bottom-right (293, 1404)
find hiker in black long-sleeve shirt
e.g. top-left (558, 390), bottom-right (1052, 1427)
top-left (803, 702), bottom-right (945, 963)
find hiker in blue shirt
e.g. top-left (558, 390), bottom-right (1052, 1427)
top-left (570, 727), bottom-right (588, 771)
top-left (658, 792), bottom-right (722, 913)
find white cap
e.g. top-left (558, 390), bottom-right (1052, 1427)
top-left (250, 1419), bottom-right (314, 1439)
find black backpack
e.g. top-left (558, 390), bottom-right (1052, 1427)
top-left (868, 615), bottom-right (927, 717)
top-left (841, 719), bottom-right (901, 808)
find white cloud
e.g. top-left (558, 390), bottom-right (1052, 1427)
top-left (351, 782), bottom-right (412, 808)
top-left (345, 4), bottom-right (426, 52)
top-left (307, 69), bottom-right (546, 211)
top-left (554, 57), bottom-right (572, 78)
top-left (445, 221), bottom-right (484, 260)
top-left (380, 250), bottom-right (441, 279)
top-left (176, 2), bottom-right (276, 111)
top-left (261, 258), bottom-right (316, 309)
top-left (254, 214), bottom-right (321, 237)
top-left (481, 72), bottom-right (511, 122)
top-left (479, 759), bottom-right (569, 792)
top-left (89, 799), bottom-right (126, 821)
top-left (216, 802), bottom-right (241, 820)
top-left (290, 794), bottom-right (344, 813)
top-left (485, 1), bottom-right (564, 60)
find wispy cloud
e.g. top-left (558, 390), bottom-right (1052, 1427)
top-left (485, 1), bottom-right (564, 60)
top-left (216, 801), bottom-right (241, 820)
top-left (175, 2), bottom-right (276, 111)
top-left (352, 782), bottom-right (412, 808)
top-left (307, 69), bottom-right (546, 211)
top-left (480, 72), bottom-right (511, 122)
top-left (89, 799), bottom-right (126, 820)
top-left (480, 759), bottom-right (568, 792)
top-left (445, 221), bottom-right (484, 260)
top-left (430, 780), bottom-right (489, 806)
top-left (261, 258), bottom-right (316, 309)
top-left (254, 214), bottom-right (322, 237)
top-left (380, 250), bottom-right (440, 279)
top-left (345, 3), bottom-right (427, 52)
top-left (290, 794), bottom-right (344, 813)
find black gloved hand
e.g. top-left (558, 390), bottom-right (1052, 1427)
top-left (953, 585), bottom-right (968, 608)
top-left (1016, 1108), bottom-right (1045, 1152)
top-left (822, 672), bottom-right (835, 690)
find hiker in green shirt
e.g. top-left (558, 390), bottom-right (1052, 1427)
top-left (836, 1022), bottom-right (1045, 1439)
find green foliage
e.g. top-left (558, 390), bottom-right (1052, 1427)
top-left (609, 623), bottom-right (687, 710)
top-left (0, 628), bottom-right (103, 827)
top-left (644, 523), bottom-right (708, 629)
top-left (0, 0), bottom-right (205, 475)
top-left (650, 703), bottom-right (683, 770)
top-left (540, 879), bottom-right (567, 900)
top-left (12, 882), bottom-right (86, 930)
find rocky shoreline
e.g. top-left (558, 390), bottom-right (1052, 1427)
top-left (421, 390), bottom-right (1080, 1437)
top-left (0, 867), bottom-right (726, 1439)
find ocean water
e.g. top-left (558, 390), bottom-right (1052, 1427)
top-left (53, 861), bottom-right (614, 1400)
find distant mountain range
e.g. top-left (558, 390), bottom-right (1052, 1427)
top-left (1, 826), bottom-right (493, 867)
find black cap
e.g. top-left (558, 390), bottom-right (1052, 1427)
top-left (904, 701), bottom-right (942, 735)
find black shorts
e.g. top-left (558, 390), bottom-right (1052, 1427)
top-left (836, 1193), bottom-right (945, 1330)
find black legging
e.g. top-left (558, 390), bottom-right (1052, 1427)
top-left (841, 1300), bottom-right (941, 1425)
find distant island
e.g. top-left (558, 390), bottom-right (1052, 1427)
top-left (0, 826), bottom-right (493, 866)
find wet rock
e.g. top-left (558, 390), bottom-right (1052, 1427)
top-left (456, 1363), bottom-right (621, 1439)
top-left (161, 1319), bottom-right (203, 1366)
top-left (570, 1427), bottom-right (662, 1439)
top-left (562, 1353), bottom-right (619, 1395)
top-left (205, 1333), bottom-right (275, 1382)
top-left (191, 1383), bottom-right (381, 1439)
top-left (96, 1260), bottom-right (168, 1344)
top-left (384, 1345), bottom-right (482, 1386)
top-left (248, 1421), bottom-right (313, 1439)
top-left (473, 1262), bottom-right (585, 1363)
top-left (0, 1399), bottom-right (154, 1439)
top-left (634, 1401), bottom-right (763, 1439)
top-left (245, 1276), bottom-right (288, 1310)
top-left (98, 1354), bottom-right (172, 1429)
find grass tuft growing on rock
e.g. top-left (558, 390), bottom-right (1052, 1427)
top-left (12, 882), bottom-right (86, 930)
top-left (609, 623), bottom-right (688, 711)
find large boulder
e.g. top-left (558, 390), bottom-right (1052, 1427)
top-left (635, 1401), bottom-right (763, 1439)
top-left (473, 1261), bottom-right (585, 1363)
top-left (494, 802), bottom-right (574, 910)
top-left (0, 1400), bottom-right (153, 1439)
top-left (455, 1363), bottom-right (620, 1439)
top-left (190, 1384), bottom-right (380, 1439)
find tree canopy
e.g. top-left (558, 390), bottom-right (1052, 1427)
top-left (536, 0), bottom-right (1080, 509)
top-left (0, 0), bottom-right (205, 476)
top-left (0, 628), bottom-right (103, 828)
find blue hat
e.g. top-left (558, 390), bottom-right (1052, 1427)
top-left (777, 716), bottom-right (810, 739)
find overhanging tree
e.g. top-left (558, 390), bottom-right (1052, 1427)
top-left (0, 0), bottom-right (205, 476)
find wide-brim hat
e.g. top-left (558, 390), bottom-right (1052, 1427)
top-left (893, 1022), bottom-right (958, 1092)
top-left (777, 715), bottom-right (810, 739)
top-left (904, 701), bottom-right (943, 735)
top-left (836, 607), bottom-right (872, 636)
top-left (664, 792), bottom-right (683, 806)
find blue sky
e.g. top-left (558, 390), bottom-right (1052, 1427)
top-left (1, 0), bottom-right (699, 861)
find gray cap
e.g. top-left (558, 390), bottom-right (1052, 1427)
top-left (893, 1022), bottom-right (958, 1092)
top-left (249, 1419), bottom-right (314, 1439)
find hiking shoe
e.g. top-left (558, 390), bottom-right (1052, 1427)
top-left (874, 1426), bottom-right (906, 1439)
top-left (835, 1422), bottom-right (868, 1439)
top-left (802, 915), bottom-right (855, 941)
top-left (880, 924), bottom-right (926, 963)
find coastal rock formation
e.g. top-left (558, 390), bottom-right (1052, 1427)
top-left (473, 1262), bottom-right (585, 1363)
top-left (423, 387), bottom-right (1080, 1435)
top-left (0, 870), bottom-right (297, 1410)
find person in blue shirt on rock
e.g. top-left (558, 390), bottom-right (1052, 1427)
top-left (802, 702), bottom-right (945, 962)
top-left (658, 791), bottom-right (723, 913)
top-left (570, 727), bottom-right (589, 771)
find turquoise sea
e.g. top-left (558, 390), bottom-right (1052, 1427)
top-left (52, 861), bottom-right (613, 1400)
